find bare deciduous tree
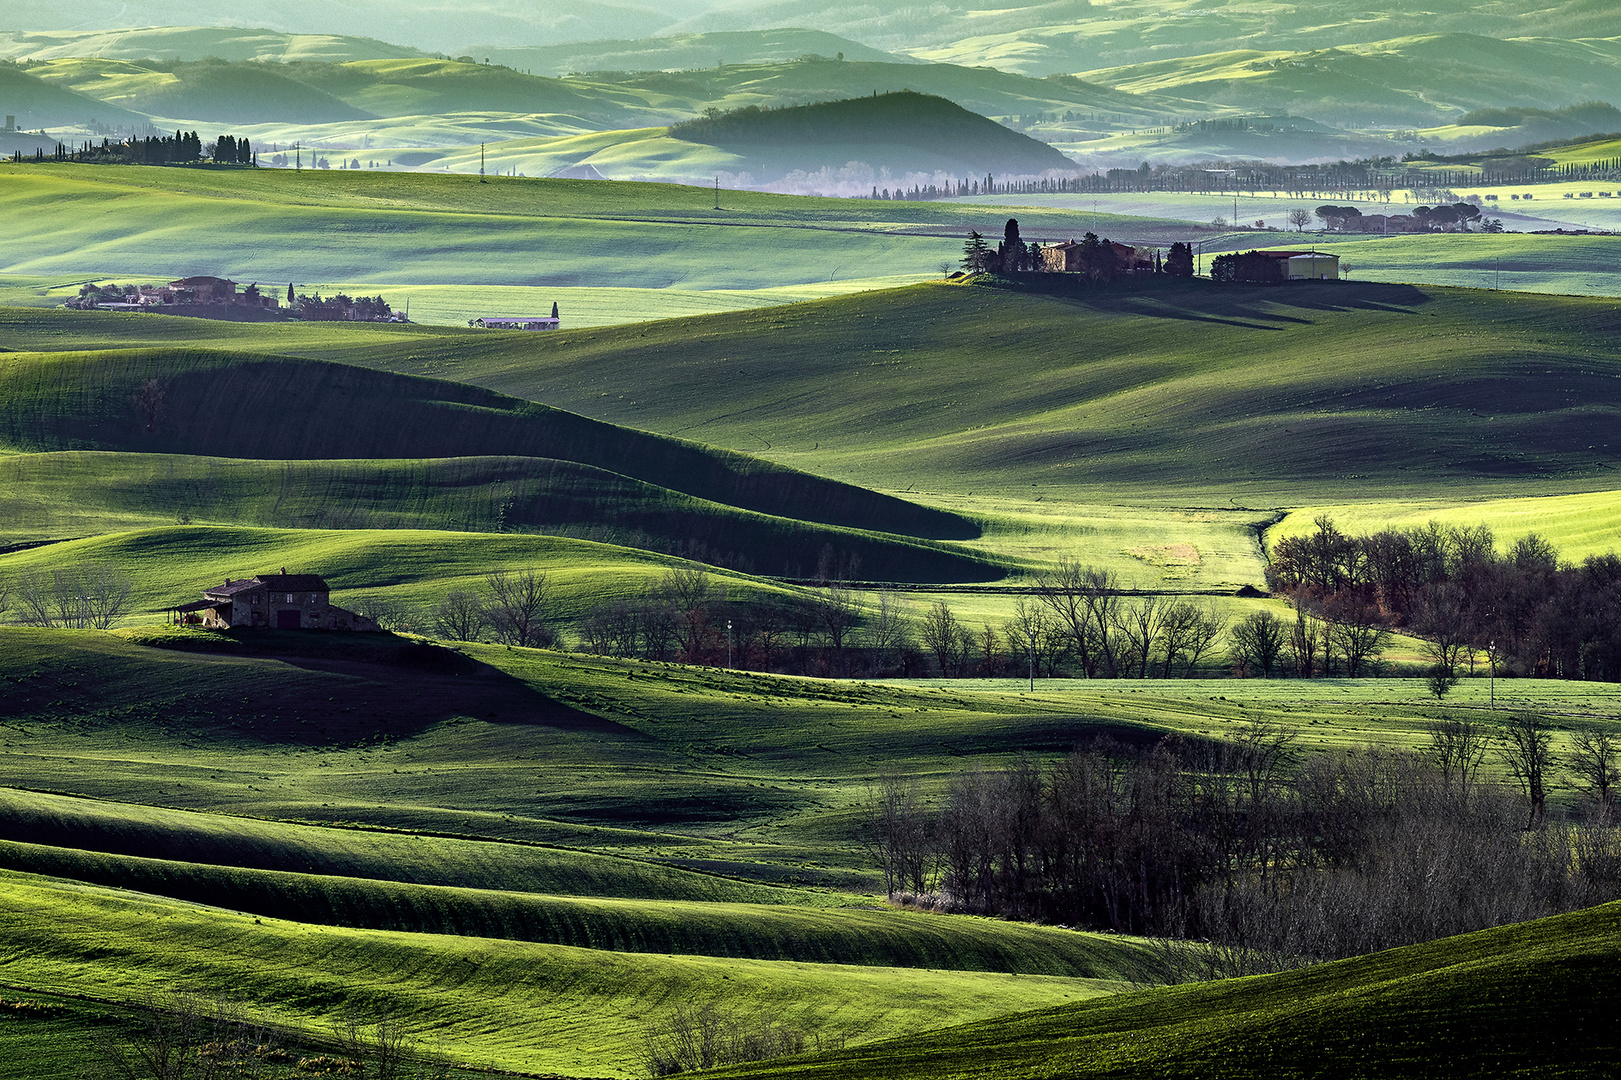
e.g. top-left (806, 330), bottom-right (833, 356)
top-left (485, 568), bottom-right (553, 647)
top-left (133, 377), bottom-right (166, 435)
top-left (864, 590), bottom-right (910, 674)
top-left (12, 564), bottom-right (133, 629)
top-left (432, 589), bottom-right (486, 642)
top-left (918, 600), bottom-right (965, 677)
top-left (1034, 558), bottom-right (1121, 677)
top-left (1230, 610), bottom-right (1288, 677)
top-left (865, 773), bottom-right (934, 896)
top-left (1497, 712), bottom-right (1557, 825)
top-left (1427, 714), bottom-right (1492, 797)
top-left (1569, 728), bottom-right (1619, 822)
top-left (1160, 600), bottom-right (1227, 677)
top-left (1003, 598), bottom-right (1051, 689)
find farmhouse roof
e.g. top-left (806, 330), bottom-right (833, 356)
top-left (203, 574), bottom-right (330, 598)
top-left (170, 276), bottom-right (236, 287)
top-left (1251, 250), bottom-right (1338, 260)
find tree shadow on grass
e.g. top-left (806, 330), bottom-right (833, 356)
top-left (140, 631), bottom-right (646, 746)
top-left (991, 276), bottom-right (1434, 330)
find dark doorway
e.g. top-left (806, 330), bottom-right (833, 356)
top-left (276, 609), bottom-right (302, 629)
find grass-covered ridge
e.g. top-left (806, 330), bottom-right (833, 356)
top-left (305, 278), bottom-right (1621, 503)
top-left (0, 452), bottom-right (1003, 583)
top-left (712, 899), bottom-right (1621, 1079)
top-left (0, 870), bottom-right (1109, 1078)
top-left (0, 346), bottom-right (977, 544)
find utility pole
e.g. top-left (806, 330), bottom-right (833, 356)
top-left (727, 620), bottom-right (733, 668)
top-left (295, 142), bottom-right (300, 170)
top-left (714, 176), bottom-right (720, 210)
top-left (480, 143), bottom-right (486, 183)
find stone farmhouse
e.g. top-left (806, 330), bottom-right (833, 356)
top-left (1038, 240), bottom-right (1156, 273)
top-left (174, 571), bottom-right (378, 631)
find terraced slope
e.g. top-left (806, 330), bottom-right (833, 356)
top-left (714, 899), bottom-right (1621, 1079)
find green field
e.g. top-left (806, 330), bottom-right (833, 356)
top-left (1274, 488), bottom-right (1621, 562)
top-left (715, 898), bottom-right (1621, 1079)
top-left (3, 158), bottom-right (1621, 1080)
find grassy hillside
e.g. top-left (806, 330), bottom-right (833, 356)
top-left (477, 30), bottom-right (918, 78)
top-left (1272, 488), bottom-right (1621, 562)
top-left (0, 61), bottom-right (146, 130)
top-left (0, 871), bottom-right (1105, 1078)
top-left (0, 166), bottom-right (1176, 295)
top-left (0, 452), bottom-right (998, 581)
top-left (301, 278), bottom-right (1621, 504)
top-left (0, 27), bottom-right (436, 63)
top-left (667, 92), bottom-right (1074, 180)
top-left (0, 347), bottom-right (976, 541)
top-left (0, 838), bottom-right (1155, 976)
top-left (713, 899), bottom-right (1621, 1079)
top-left (31, 58), bottom-right (373, 125)
top-left (1078, 34), bottom-right (1621, 128)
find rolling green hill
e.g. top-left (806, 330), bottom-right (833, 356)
top-left (30, 58), bottom-right (372, 125)
top-left (713, 899), bottom-right (1621, 1079)
top-left (305, 278), bottom-right (1621, 504)
top-left (0, 870), bottom-right (1106, 1077)
top-left (0, 452), bottom-right (998, 581)
top-left (0, 26), bottom-right (437, 64)
top-left (0, 346), bottom-right (975, 541)
top-left (0, 61), bottom-right (146, 130)
top-left (476, 30), bottom-right (919, 78)
top-left (667, 92), bottom-right (1075, 180)
top-left (1077, 34), bottom-right (1621, 129)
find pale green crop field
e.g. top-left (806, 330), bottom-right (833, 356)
top-left (1273, 489), bottom-right (1621, 562)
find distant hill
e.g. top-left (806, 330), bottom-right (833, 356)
top-left (472, 29), bottom-right (917, 78)
top-left (669, 91), bottom-right (1074, 179)
top-left (30, 58), bottom-right (371, 125)
top-left (0, 26), bottom-right (435, 63)
top-left (1079, 34), bottom-right (1621, 128)
top-left (0, 61), bottom-right (147, 130)
top-left (0, 0), bottom-right (680, 54)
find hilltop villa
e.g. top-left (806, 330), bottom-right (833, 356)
top-left (173, 571), bottom-right (378, 631)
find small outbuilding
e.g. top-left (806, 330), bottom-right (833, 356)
top-left (184, 571), bottom-right (378, 631)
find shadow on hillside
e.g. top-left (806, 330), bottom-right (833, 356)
top-left (991, 277), bottom-right (1433, 330)
top-left (140, 631), bottom-right (639, 745)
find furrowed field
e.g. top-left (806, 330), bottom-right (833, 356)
top-left (1, 164), bottom-right (1619, 1078)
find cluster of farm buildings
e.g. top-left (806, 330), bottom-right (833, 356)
top-left (67, 276), bottom-right (284, 312)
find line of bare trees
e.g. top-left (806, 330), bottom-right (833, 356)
top-left (92, 993), bottom-right (449, 1080)
top-left (574, 555), bottom-right (1233, 680)
top-left (1, 564), bottom-right (134, 629)
top-left (868, 714), bottom-right (1621, 967)
top-left (426, 568), bottom-right (554, 647)
top-left (1269, 516), bottom-right (1621, 682)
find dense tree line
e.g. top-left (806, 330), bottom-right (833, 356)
top-left (1268, 517), bottom-right (1621, 682)
top-left (19, 130), bottom-right (256, 167)
top-left (291, 292), bottom-right (394, 321)
top-left (869, 718), bottom-right (1621, 968)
